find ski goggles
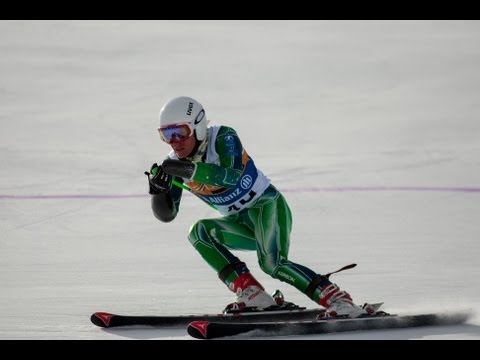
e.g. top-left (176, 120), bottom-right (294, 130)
top-left (158, 123), bottom-right (193, 144)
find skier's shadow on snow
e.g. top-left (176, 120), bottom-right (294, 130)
top-left (101, 326), bottom-right (189, 340)
top-left (101, 323), bottom-right (480, 340)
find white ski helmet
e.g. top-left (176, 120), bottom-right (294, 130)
top-left (158, 96), bottom-right (207, 142)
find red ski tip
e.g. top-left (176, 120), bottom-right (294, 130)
top-left (93, 312), bottom-right (114, 327)
top-left (189, 321), bottom-right (210, 339)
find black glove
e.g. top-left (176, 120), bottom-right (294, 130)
top-left (144, 163), bottom-right (172, 194)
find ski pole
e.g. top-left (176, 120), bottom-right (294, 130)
top-left (145, 167), bottom-right (218, 211)
top-left (171, 179), bottom-right (218, 211)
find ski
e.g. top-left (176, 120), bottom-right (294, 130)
top-left (187, 311), bottom-right (471, 339)
top-left (90, 307), bottom-right (324, 328)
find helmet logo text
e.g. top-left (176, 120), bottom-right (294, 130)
top-left (186, 102), bottom-right (194, 116)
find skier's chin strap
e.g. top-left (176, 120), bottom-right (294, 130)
top-left (305, 263), bottom-right (357, 300)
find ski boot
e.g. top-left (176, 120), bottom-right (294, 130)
top-left (223, 273), bottom-right (277, 314)
top-left (317, 283), bottom-right (367, 319)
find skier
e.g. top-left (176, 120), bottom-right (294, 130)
top-left (145, 96), bottom-right (368, 318)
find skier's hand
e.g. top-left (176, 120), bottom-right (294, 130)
top-left (144, 163), bottom-right (172, 194)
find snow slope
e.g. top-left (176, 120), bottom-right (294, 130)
top-left (1, 20), bottom-right (480, 339)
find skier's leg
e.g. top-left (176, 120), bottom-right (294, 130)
top-left (244, 185), bottom-right (366, 317)
top-left (188, 217), bottom-right (276, 310)
top-left (241, 185), bottom-right (317, 292)
top-left (188, 216), bottom-right (255, 282)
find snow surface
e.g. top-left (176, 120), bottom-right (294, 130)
top-left (1, 20), bottom-right (480, 340)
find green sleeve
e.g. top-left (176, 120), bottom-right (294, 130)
top-left (191, 126), bottom-right (243, 187)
